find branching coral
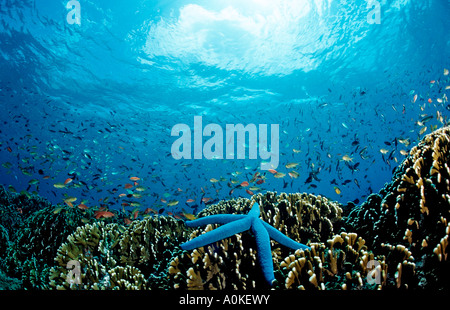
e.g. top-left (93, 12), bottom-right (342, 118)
top-left (279, 232), bottom-right (387, 290)
top-left (48, 222), bottom-right (130, 290)
top-left (168, 192), bottom-right (343, 289)
top-left (345, 126), bottom-right (450, 289)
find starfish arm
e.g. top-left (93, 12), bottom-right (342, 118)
top-left (184, 214), bottom-right (246, 227)
top-left (251, 219), bottom-right (275, 284)
top-left (180, 217), bottom-right (252, 251)
top-left (247, 202), bottom-right (261, 218)
top-left (262, 222), bottom-right (310, 251)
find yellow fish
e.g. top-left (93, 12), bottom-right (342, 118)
top-left (288, 171), bottom-right (300, 179)
top-left (167, 200), bottom-right (179, 207)
top-left (53, 182), bottom-right (66, 189)
top-left (285, 162), bottom-right (299, 169)
top-left (63, 196), bottom-right (77, 203)
top-left (274, 172), bottom-right (286, 178)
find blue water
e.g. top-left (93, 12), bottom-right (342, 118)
top-left (1, 0), bottom-right (449, 216)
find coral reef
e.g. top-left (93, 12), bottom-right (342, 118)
top-left (168, 193), bottom-right (343, 289)
top-left (1, 125), bottom-right (449, 290)
top-left (345, 126), bottom-right (450, 289)
top-left (48, 215), bottom-right (191, 290)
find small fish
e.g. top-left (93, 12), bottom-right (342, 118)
top-left (64, 196), bottom-right (77, 203)
top-left (421, 115), bottom-right (433, 123)
top-left (445, 68), bottom-right (449, 76)
top-left (274, 172), bottom-right (286, 178)
top-left (77, 203), bottom-right (88, 210)
top-left (64, 178), bottom-right (73, 185)
top-left (342, 155), bottom-right (353, 162)
top-left (28, 179), bottom-right (39, 185)
top-left (285, 162), bottom-right (299, 169)
top-left (53, 207), bottom-right (64, 214)
top-left (412, 94), bottom-right (418, 103)
top-left (124, 183), bottom-right (133, 189)
top-left (334, 186), bottom-right (341, 195)
top-left (186, 199), bottom-right (195, 203)
top-left (400, 150), bottom-right (408, 156)
top-left (129, 177), bottom-right (140, 181)
top-left (167, 200), bottom-right (179, 207)
top-left (288, 171), bottom-right (299, 179)
top-left (256, 179), bottom-right (265, 185)
top-left (268, 169), bottom-right (278, 174)
top-left (182, 213), bottom-right (197, 220)
top-left (135, 186), bottom-right (146, 192)
top-left (292, 149), bottom-right (301, 153)
top-left (210, 178), bottom-right (219, 183)
top-left (246, 189), bottom-right (254, 195)
top-left (419, 127), bottom-right (427, 135)
top-left (53, 182), bottom-right (66, 189)
top-left (240, 181), bottom-right (249, 187)
top-left (94, 211), bottom-right (115, 219)
top-left (379, 149), bottom-right (389, 154)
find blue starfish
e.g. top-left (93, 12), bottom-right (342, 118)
top-left (180, 202), bottom-right (310, 285)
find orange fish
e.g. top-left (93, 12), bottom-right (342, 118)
top-left (133, 210), bottom-right (139, 219)
top-left (65, 201), bottom-right (73, 208)
top-left (7, 147), bottom-right (12, 152)
top-left (64, 178), bottom-right (73, 185)
top-left (124, 183), bottom-right (133, 189)
top-left (144, 208), bottom-right (157, 214)
top-left (119, 193), bottom-right (126, 197)
top-left (121, 202), bottom-right (130, 207)
top-left (268, 169), bottom-right (277, 174)
top-left (246, 189), bottom-right (254, 196)
top-left (77, 203), bottom-right (88, 210)
top-left (428, 98), bottom-right (432, 103)
top-left (240, 181), bottom-right (249, 187)
top-left (161, 198), bottom-right (167, 203)
top-left (129, 177), bottom-right (140, 181)
top-left (124, 218), bottom-right (132, 225)
top-left (43, 176), bottom-right (51, 180)
top-left (94, 210), bottom-right (115, 219)
top-left (256, 179), bottom-right (265, 185)
top-left (412, 94), bottom-right (418, 103)
top-left (186, 199), bottom-right (195, 203)
top-left (201, 197), bottom-right (211, 203)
